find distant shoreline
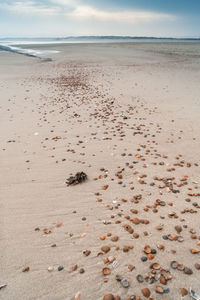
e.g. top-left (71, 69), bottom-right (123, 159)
top-left (0, 36), bottom-right (200, 42)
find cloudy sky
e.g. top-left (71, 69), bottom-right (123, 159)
top-left (0, 0), bottom-right (200, 38)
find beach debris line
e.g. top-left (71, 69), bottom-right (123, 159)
top-left (66, 172), bottom-right (87, 186)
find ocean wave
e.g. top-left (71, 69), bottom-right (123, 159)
top-left (0, 43), bottom-right (59, 59)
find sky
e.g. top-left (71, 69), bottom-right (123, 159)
top-left (0, 0), bottom-right (200, 38)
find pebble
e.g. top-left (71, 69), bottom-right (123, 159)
top-left (142, 288), bottom-right (151, 298)
top-left (72, 264), bottom-right (78, 271)
top-left (58, 266), bottom-right (64, 271)
top-left (141, 256), bottom-right (147, 262)
top-left (101, 246), bottom-right (110, 253)
top-left (121, 279), bottom-right (129, 288)
top-left (48, 266), bottom-right (54, 272)
top-left (184, 267), bottom-right (193, 275)
top-left (79, 268), bottom-right (85, 274)
top-left (136, 274), bottom-right (144, 283)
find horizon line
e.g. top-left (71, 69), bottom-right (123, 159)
top-left (0, 35), bottom-right (200, 40)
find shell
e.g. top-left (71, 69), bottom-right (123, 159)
top-left (177, 264), bottom-right (185, 271)
top-left (108, 256), bottom-right (115, 263)
top-left (150, 262), bottom-right (160, 270)
top-left (155, 285), bottom-right (164, 294)
top-left (102, 267), bottom-right (111, 275)
top-left (143, 245), bottom-right (151, 254)
top-left (180, 288), bottom-right (188, 296)
top-left (170, 261), bottom-right (178, 269)
top-left (75, 292), bottom-right (81, 300)
top-left (147, 254), bottom-right (154, 260)
top-left (190, 247), bottom-right (200, 254)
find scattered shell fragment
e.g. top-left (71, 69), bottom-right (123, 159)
top-left (75, 291), bottom-right (81, 300)
top-left (155, 285), bottom-right (164, 294)
top-left (170, 261), bottom-right (178, 269)
top-left (180, 288), bottom-right (188, 297)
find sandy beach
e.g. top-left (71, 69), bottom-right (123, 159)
top-left (0, 42), bottom-right (200, 300)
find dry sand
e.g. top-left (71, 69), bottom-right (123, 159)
top-left (0, 42), bottom-right (200, 300)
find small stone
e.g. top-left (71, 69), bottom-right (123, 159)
top-left (82, 217), bottom-right (86, 221)
top-left (184, 267), bottom-right (193, 275)
top-left (136, 274), bottom-right (144, 283)
top-left (72, 264), bottom-right (78, 271)
top-left (162, 235), bottom-right (168, 240)
top-left (101, 246), bottom-right (111, 253)
top-left (83, 250), bottom-right (91, 256)
top-left (142, 288), bottom-right (151, 298)
top-left (141, 256), bottom-right (147, 262)
top-left (79, 268), bottom-right (85, 274)
top-left (111, 236), bottom-right (119, 242)
top-left (58, 266), bottom-right (64, 271)
top-left (121, 279), bottom-right (129, 288)
top-left (175, 225), bottom-right (182, 233)
top-left (51, 244), bottom-right (56, 247)
top-left (151, 249), bottom-right (157, 254)
top-left (123, 246), bottom-right (129, 252)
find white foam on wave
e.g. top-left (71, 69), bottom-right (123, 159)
top-left (0, 41), bottom-right (60, 58)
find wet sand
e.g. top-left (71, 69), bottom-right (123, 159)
top-left (0, 42), bottom-right (200, 300)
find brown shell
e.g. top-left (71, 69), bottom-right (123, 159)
top-left (102, 267), bottom-right (111, 275)
top-left (143, 245), bottom-right (151, 254)
top-left (180, 288), bottom-right (188, 296)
